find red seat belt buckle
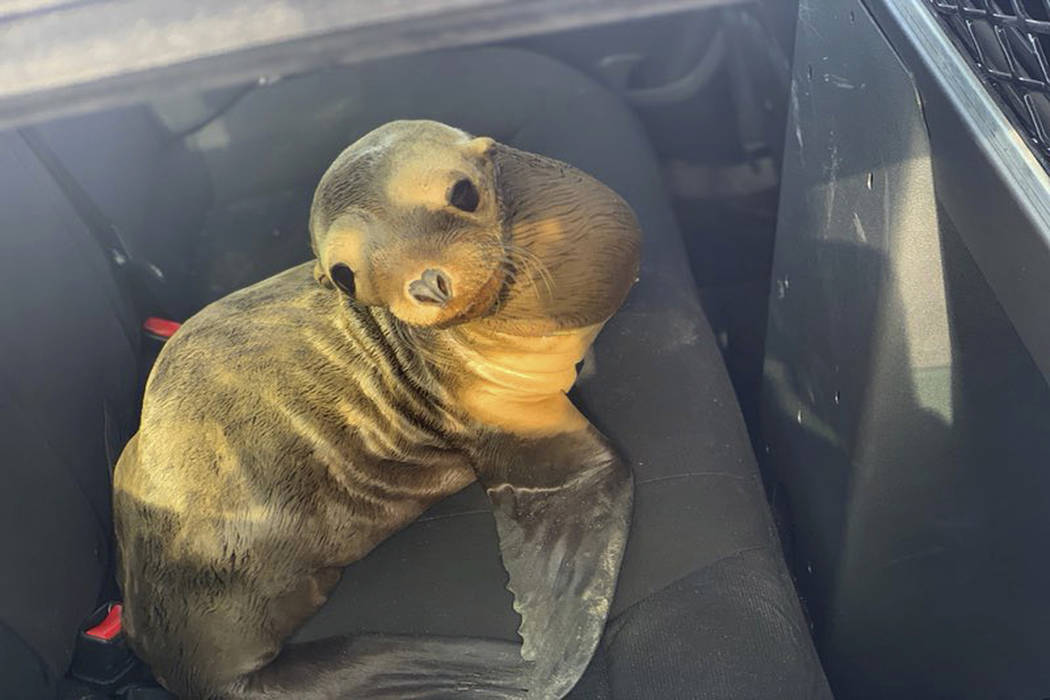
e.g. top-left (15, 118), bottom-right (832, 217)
top-left (143, 316), bottom-right (181, 341)
top-left (71, 601), bottom-right (139, 689)
top-left (85, 602), bottom-right (123, 641)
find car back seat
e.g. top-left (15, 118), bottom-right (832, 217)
top-left (0, 132), bottom-right (140, 697)
top-left (3, 47), bottom-right (831, 698)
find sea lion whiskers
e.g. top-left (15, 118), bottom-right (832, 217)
top-left (388, 318), bottom-right (461, 373)
top-left (501, 244), bottom-right (555, 302)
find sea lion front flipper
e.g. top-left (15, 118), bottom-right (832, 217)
top-left (235, 633), bottom-right (530, 698)
top-left (477, 427), bottom-right (633, 699)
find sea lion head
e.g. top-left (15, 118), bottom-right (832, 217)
top-left (310, 120), bottom-right (640, 332)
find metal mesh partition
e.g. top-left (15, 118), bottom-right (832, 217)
top-left (928, 0), bottom-right (1050, 165)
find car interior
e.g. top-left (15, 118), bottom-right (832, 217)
top-left (3, 0), bottom-right (1050, 698)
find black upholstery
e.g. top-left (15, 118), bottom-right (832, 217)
top-left (0, 133), bottom-right (139, 697)
top-left (1, 47), bottom-right (829, 698)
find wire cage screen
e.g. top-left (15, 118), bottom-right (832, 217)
top-left (928, 0), bottom-right (1050, 166)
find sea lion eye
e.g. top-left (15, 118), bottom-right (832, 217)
top-left (448, 178), bottom-right (480, 212)
top-left (329, 263), bottom-right (356, 297)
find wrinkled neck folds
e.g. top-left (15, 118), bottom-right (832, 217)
top-left (410, 318), bottom-right (601, 437)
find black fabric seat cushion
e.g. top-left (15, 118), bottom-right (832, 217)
top-left (152, 48), bottom-right (829, 698)
top-left (0, 133), bottom-right (140, 698)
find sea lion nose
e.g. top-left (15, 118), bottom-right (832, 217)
top-left (408, 268), bottom-right (453, 306)
top-left (329, 263), bottom-right (356, 297)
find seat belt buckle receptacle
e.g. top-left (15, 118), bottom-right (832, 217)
top-left (70, 602), bottom-right (138, 690)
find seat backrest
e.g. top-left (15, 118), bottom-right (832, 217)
top-left (33, 104), bottom-right (215, 322)
top-left (0, 131), bottom-right (140, 697)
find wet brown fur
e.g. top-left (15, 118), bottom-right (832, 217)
top-left (113, 120), bottom-right (640, 698)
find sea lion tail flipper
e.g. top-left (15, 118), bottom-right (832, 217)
top-left (478, 429), bottom-right (633, 700)
top-left (231, 633), bottom-right (531, 699)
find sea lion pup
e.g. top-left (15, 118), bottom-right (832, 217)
top-left (113, 119), bottom-right (641, 699)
